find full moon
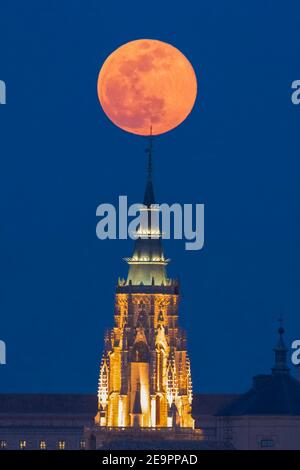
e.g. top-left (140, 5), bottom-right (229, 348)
top-left (97, 39), bottom-right (197, 136)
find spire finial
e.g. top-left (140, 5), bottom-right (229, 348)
top-left (272, 316), bottom-right (289, 375)
top-left (143, 126), bottom-right (155, 206)
top-left (145, 125), bottom-right (153, 182)
top-left (278, 315), bottom-right (284, 334)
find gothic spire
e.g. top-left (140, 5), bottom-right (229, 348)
top-left (272, 317), bottom-right (290, 375)
top-left (125, 128), bottom-right (170, 286)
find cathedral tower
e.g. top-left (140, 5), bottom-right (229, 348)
top-left (96, 139), bottom-right (194, 429)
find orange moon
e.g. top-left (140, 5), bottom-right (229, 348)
top-left (97, 39), bottom-right (197, 136)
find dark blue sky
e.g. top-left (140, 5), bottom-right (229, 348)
top-left (0, 0), bottom-right (300, 393)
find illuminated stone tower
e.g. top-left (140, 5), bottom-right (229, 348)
top-left (96, 140), bottom-right (194, 429)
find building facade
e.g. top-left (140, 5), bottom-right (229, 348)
top-left (0, 393), bottom-right (230, 450)
top-left (216, 325), bottom-right (300, 450)
top-left (0, 394), bottom-right (96, 450)
top-left (1, 326), bottom-right (300, 451)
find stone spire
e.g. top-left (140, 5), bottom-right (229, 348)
top-left (125, 132), bottom-right (170, 287)
top-left (96, 131), bottom-right (193, 430)
top-left (272, 318), bottom-right (290, 375)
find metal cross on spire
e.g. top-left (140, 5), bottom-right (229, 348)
top-left (145, 125), bottom-right (153, 182)
top-left (143, 125), bottom-right (155, 206)
top-left (278, 314), bottom-right (284, 333)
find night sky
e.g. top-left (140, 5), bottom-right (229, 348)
top-left (0, 0), bottom-right (300, 394)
